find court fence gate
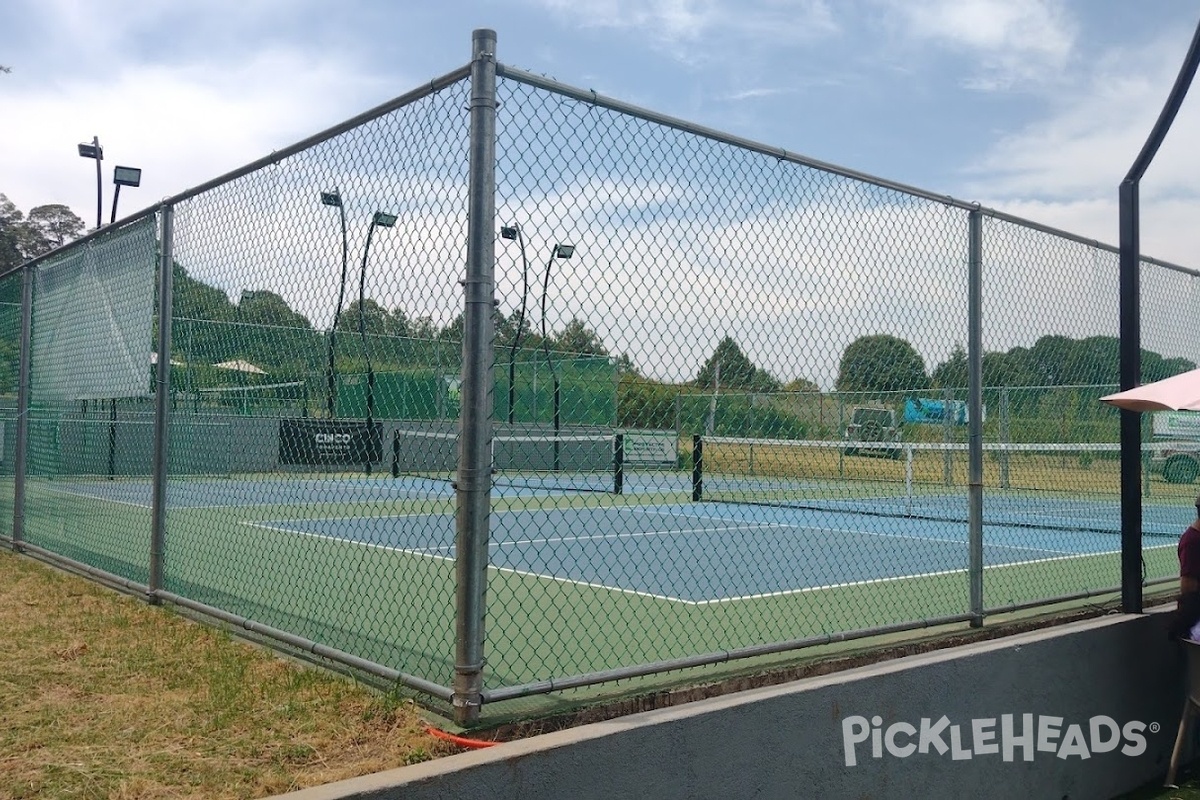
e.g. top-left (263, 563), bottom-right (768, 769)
top-left (3, 29), bottom-right (1198, 725)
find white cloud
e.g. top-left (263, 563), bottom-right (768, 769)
top-left (526, 0), bottom-right (838, 61)
top-left (878, 0), bottom-right (1076, 90)
top-left (965, 31), bottom-right (1200, 265)
top-left (0, 48), bottom-right (397, 222)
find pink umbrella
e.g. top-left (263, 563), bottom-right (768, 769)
top-left (1100, 368), bottom-right (1200, 412)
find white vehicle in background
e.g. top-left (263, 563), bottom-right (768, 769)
top-left (1149, 412), bottom-right (1200, 484)
top-left (842, 405), bottom-right (902, 459)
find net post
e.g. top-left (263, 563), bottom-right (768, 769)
top-left (692, 434), bottom-right (703, 501)
top-left (108, 398), bottom-right (117, 480)
top-left (998, 387), bottom-right (1010, 489)
top-left (391, 428), bottom-right (400, 478)
top-left (967, 207), bottom-right (984, 628)
top-left (904, 446), bottom-right (913, 516)
top-left (453, 27), bottom-right (497, 727)
top-left (10, 264), bottom-right (33, 551)
top-left (613, 433), bottom-right (624, 495)
top-left (149, 203), bottom-right (175, 603)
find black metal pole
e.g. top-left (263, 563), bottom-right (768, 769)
top-left (1118, 17), bottom-right (1200, 614)
top-left (108, 398), bottom-right (117, 480)
top-left (506, 226), bottom-right (528, 425)
top-left (109, 184), bottom-right (122, 224)
top-left (93, 136), bottom-right (102, 230)
top-left (326, 200), bottom-right (348, 419)
top-left (359, 221), bottom-right (378, 474)
top-left (553, 379), bottom-right (561, 472)
top-left (540, 247), bottom-right (560, 470)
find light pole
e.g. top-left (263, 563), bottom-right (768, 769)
top-left (539, 243), bottom-right (575, 471)
top-left (321, 190), bottom-right (348, 418)
top-left (77, 137), bottom-right (103, 229)
top-left (500, 224), bottom-right (529, 424)
top-left (111, 166), bottom-right (142, 224)
top-left (358, 210), bottom-right (397, 473)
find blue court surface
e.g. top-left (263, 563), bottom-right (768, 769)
top-left (243, 502), bottom-right (1172, 604)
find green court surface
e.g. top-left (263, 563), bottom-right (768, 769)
top-left (17, 470), bottom-right (1180, 719)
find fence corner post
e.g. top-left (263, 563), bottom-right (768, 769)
top-left (11, 263), bottom-right (33, 551)
top-left (149, 203), bottom-right (175, 603)
top-left (453, 26), bottom-right (498, 726)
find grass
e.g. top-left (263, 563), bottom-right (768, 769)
top-left (0, 547), bottom-right (451, 800)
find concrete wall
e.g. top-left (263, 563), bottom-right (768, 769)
top-left (277, 609), bottom-right (1188, 800)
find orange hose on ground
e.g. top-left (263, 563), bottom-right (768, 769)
top-left (425, 725), bottom-right (498, 749)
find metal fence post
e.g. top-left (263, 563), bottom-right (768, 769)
top-left (967, 208), bottom-right (984, 627)
top-left (453, 27), bottom-right (497, 726)
top-left (11, 264), bottom-right (33, 550)
top-left (149, 204), bottom-right (175, 600)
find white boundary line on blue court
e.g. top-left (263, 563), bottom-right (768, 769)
top-left (239, 514), bottom-right (698, 604)
top-left (238, 506), bottom-right (1174, 607)
top-left (643, 506), bottom-right (1075, 555)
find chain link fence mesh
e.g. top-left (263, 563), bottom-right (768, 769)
top-left (22, 216), bottom-right (160, 583)
top-left (3, 49), bottom-right (1196, 713)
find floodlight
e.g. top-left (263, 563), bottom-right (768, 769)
top-left (113, 166), bottom-right (142, 187)
top-left (109, 165), bottom-right (142, 223)
top-left (500, 225), bottom-right (519, 240)
top-left (320, 191), bottom-right (343, 207)
top-left (77, 142), bottom-right (103, 159)
top-left (372, 211), bottom-right (398, 227)
top-left (554, 244), bottom-right (575, 259)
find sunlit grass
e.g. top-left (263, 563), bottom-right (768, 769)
top-left (0, 548), bottom-right (450, 800)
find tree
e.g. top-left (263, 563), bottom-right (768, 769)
top-left (931, 344), bottom-right (967, 389)
top-left (836, 334), bottom-right (928, 393)
top-left (25, 204), bottom-right (84, 251)
top-left (336, 298), bottom-right (389, 336)
top-left (695, 336), bottom-right (780, 392)
top-left (237, 290), bottom-right (311, 330)
top-left (553, 318), bottom-right (609, 356)
top-left (385, 306), bottom-right (409, 338)
top-left (783, 377), bottom-right (819, 393)
top-left (0, 195), bottom-right (24, 273)
top-left (0, 194), bottom-right (86, 271)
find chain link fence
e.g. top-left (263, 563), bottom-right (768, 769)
top-left (2, 30), bottom-right (1196, 723)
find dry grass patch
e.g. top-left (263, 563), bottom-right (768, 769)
top-left (0, 549), bottom-right (450, 800)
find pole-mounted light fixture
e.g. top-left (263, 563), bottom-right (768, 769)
top-left (358, 209), bottom-right (397, 473)
top-left (77, 136), bottom-right (103, 229)
top-left (541, 243), bottom-right (575, 471)
top-left (110, 165), bottom-right (142, 223)
top-left (500, 224), bottom-right (529, 424)
top-left (321, 189), bottom-right (349, 419)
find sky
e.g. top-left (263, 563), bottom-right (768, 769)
top-left (2, 0), bottom-right (1200, 387)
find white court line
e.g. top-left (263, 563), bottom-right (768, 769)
top-left (42, 484), bottom-right (152, 510)
top-left (239, 519), bottom-right (692, 604)
top-left (638, 505), bottom-right (1074, 555)
top-left (241, 508), bottom-right (1178, 607)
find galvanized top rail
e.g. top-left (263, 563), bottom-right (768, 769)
top-left (3, 64), bottom-right (473, 280)
top-left (496, 63), bottom-right (1200, 279)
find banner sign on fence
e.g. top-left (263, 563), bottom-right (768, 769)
top-left (279, 418), bottom-right (383, 465)
top-left (904, 398), bottom-right (984, 426)
top-left (620, 430), bottom-right (677, 466)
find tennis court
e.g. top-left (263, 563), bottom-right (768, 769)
top-left (40, 464), bottom-right (1184, 608)
top-left (244, 500), bottom-right (1180, 604)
